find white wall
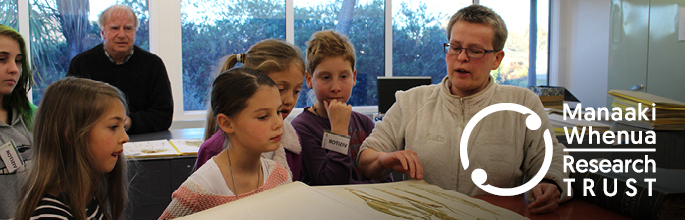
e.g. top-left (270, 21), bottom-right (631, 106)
top-left (550, 0), bottom-right (611, 108)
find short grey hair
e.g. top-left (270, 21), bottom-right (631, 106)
top-left (446, 5), bottom-right (508, 51)
top-left (98, 5), bottom-right (139, 31)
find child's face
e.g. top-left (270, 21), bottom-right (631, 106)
top-left (0, 36), bottom-right (22, 96)
top-left (305, 56), bottom-right (357, 106)
top-left (88, 99), bottom-right (129, 173)
top-left (268, 64), bottom-right (303, 119)
top-left (223, 85), bottom-right (283, 153)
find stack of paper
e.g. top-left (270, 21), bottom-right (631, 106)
top-left (169, 139), bottom-right (203, 155)
top-left (609, 90), bottom-right (685, 130)
top-left (124, 139), bottom-right (203, 158)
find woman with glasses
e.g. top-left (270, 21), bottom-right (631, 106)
top-left (357, 5), bottom-right (569, 214)
top-left (0, 24), bottom-right (36, 219)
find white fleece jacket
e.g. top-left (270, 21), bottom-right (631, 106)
top-left (360, 76), bottom-right (571, 203)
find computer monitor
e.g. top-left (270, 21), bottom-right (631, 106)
top-left (377, 76), bottom-right (432, 114)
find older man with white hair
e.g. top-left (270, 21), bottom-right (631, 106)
top-left (67, 4), bottom-right (173, 134)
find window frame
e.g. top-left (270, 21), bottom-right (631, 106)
top-left (15, 0), bottom-right (552, 126)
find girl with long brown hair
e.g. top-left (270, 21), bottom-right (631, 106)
top-left (160, 68), bottom-right (291, 219)
top-left (15, 78), bottom-right (129, 220)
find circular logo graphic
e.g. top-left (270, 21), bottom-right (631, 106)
top-left (460, 103), bottom-right (553, 196)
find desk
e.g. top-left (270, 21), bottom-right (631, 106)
top-left (127, 128), bottom-right (203, 220)
top-left (474, 195), bottom-right (632, 220)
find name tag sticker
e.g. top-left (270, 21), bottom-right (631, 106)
top-left (0, 140), bottom-right (24, 173)
top-left (321, 131), bottom-right (350, 155)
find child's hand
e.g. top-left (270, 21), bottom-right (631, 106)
top-left (324, 99), bottom-right (351, 136)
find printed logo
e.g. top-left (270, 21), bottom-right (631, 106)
top-left (424, 133), bottom-right (446, 143)
top-left (460, 103), bottom-right (553, 196)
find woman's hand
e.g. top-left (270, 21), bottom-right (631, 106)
top-left (379, 150), bottom-right (424, 179)
top-left (527, 182), bottom-right (561, 214)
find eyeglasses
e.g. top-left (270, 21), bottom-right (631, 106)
top-left (443, 43), bottom-right (498, 58)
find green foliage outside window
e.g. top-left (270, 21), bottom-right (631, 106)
top-left (181, 0), bottom-right (286, 110)
top-left (0, 0), bottom-right (18, 29)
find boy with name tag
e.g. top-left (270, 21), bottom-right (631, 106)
top-left (291, 30), bottom-right (393, 185)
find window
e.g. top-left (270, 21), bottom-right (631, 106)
top-left (181, 0), bottom-right (285, 111)
top-left (535, 0), bottom-right (549, 86)
top-left (393, 0), bottom-right (549, 87)
top-left (28, 0), bottom-right (149, 104)
top-left (13, 0), bottom-right (552, 121)
top-left (1, 0), bottom-right (19, 29)
top-left (392, 0), bottom-right (471, 84)
top-left (294, 0), bottom-right (385, 107)
top-left (480, 0), bottom-right (550, 86)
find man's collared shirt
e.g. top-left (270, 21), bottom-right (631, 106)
top-left (103, 45), bottom-right (134, 65)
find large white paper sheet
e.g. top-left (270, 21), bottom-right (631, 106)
top-left (178, 180), bottom-right (528, 220)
